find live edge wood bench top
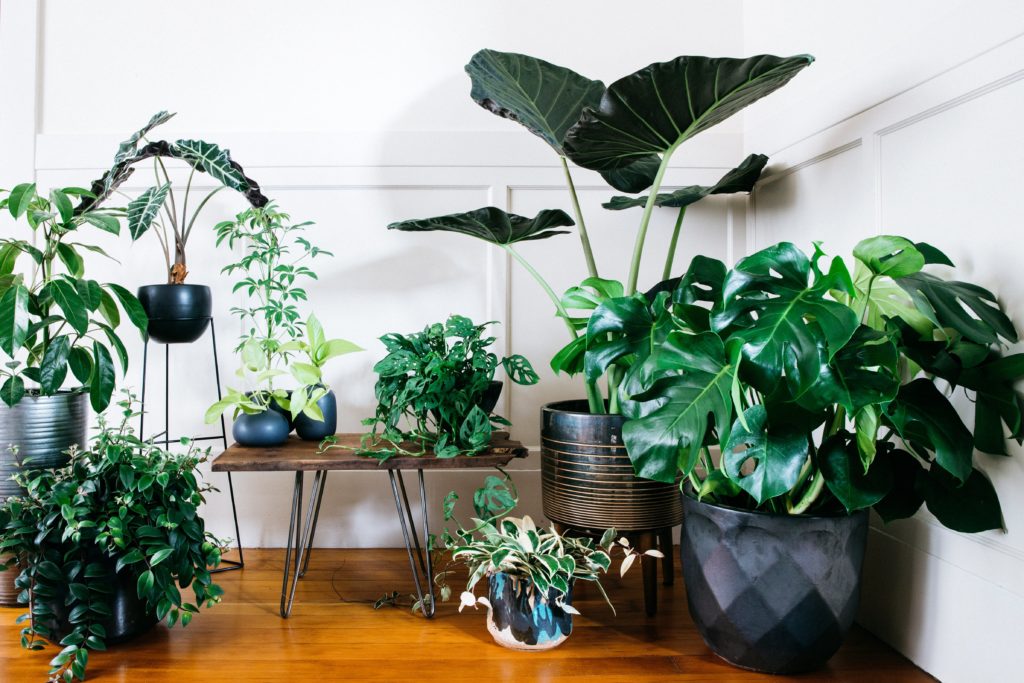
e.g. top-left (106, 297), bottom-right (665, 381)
top-left (210, 432), bottom-right (529, 472)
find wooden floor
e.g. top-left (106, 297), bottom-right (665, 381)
top-left (0, 549), bottom-right (934, 682)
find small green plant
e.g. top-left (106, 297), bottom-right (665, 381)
top-left (0, 394), bottom-right (225, 682)
top-left (358, 315), bottom-right (538, 459)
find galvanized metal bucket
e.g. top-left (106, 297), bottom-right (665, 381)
top-left (540, 400), bottom-right (682, 533)
top-left (0, 390), bottom-right (89, 605)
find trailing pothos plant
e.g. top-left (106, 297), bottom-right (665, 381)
top-left (390, 49), bottom-right (811, 414)
top-left (0, 184), bottom-right (148, 411)
top-left (0, 395), bottom-right (224, 683)
top-left (578, 235), bottom-right (1023, 532)
top-left (81, 111), bottom-right (269, 283)
top-left (355, 315), bottom-right (538, 460)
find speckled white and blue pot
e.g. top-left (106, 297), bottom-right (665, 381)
top-left (484, 572), bottom-right (573, 651)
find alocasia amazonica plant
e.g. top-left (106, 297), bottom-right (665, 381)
top-left (389, 50), bottom-right (812, 414)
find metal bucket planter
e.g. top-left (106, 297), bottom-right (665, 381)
top-left (680, 489), bottom-right (869, 674)
top-left (540, 400), bottom-right (682, 533)
top-left (0, 390), bottom-right (89, 605)
top-left (484, 572), bottom-right (574, 651)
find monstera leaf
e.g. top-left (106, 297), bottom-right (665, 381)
top-left (127, 183), bottom-right (171, 240)
top-left (841, 260), bottom-right (933, 336)
top-left (957, 352), bottom-right (1024, 454)
top-left (711, 242), bottom-right (859, 395)
top-left (797, 326), bottom-right (900, 414)
top-left (897, 271), bottom-right (1017, 346)
top-left (621, 331), bottom-right (736, 483)
top-left (603, 154), bottom-right (768, 210)
top-left (465, 49), bottom-right (604, 156)
top-left (563, 54), bottom-right (813, 174)
top-left (722, 405), bottom-right (809, 504)
top-left (174, 139), bottom-right (249, 192)
top-left (818, 431), bottom-right (893, 511)
top-left (582, 293), bottom-right (665, 382)
top-left (388, 207), bottom-right (573, 245)
top-left (114, 110), bottom-right (175, 164)
top-left (884, 378), bottom-right (975, 482)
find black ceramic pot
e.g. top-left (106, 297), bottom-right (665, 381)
top-left (680, 489), bottom-right (869, 674)
top-left (294, 389), bottom-right (337, 441)
top-left (478, 380), bottom-right (503, 414)
top-left (137, 284), bottom-right (212, 344)
top-left (232, 410), bottom-right (290, 447)
top-left (48, 559), bottom-right (157, 645)
top-left (540, 400), bottom-right (682, 533)
top-left (484, 572), bottom-right (573, 651)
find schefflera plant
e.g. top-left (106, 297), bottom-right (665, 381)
top-left (389, 50), bottom-right (812, 414)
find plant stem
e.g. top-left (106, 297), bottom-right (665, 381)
top-left (790, 474), bottom-right (825, 514)
top-left (559, 156), bottom-right (598, 279)
top-left (182, 187), bottom-right (225, 243)
top-left (662, 206), bottom-right (687, 281)
top-left (626, 145), bottom-right (679, 295)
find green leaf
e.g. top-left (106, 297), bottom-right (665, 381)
top-left (98, 289), bottom-right (121, 329)
top-left (68, 346), bottom-right (93, 384)
top-left (105, 283), bottom-right (149, 334)
top-left (81, 212), bottom-right (121, 235)
top-left (853, 235), bottom-right (925, 278)
top-left (917, 466), bottom-right (1002, 532)
top-left (872, 448), bottom-right (925, 523)
top-left (50, 189), bottom-right (74, 223)
top-left (39, 335), bottom-right (71, 393)
top-left (465, 49), bottom-right (604, 155)
top-left (722, 405), bottom-right (809, 504)
top-left (55, 243), bottom-right (84, 278)
top-left (320, 338), bottom-right (362, 361)
top-left (957, 352), bottom-right (1024, 454)
top-left (583, 294), bottom-right (656, 382)
top-left (459, 405), bottom-right (492, 451)
top-left (127, 183), bottom-right (171, 240)
top-left (388, 207), bottom-right (573, 245)
top-left (549, 335), bottom-right (586, 376)
top-left (563, 54), bottom-right (813, 173)
top-left (854, 404), bottom-right (881, 471)
top-left (798, 326), bottom-right (900, 414)
top-left (114, 111), bottom-right (175, 164)
top-left (173, 139), bottom-right (249, 191)
top-left (884, 379), bottom-right (975, 483)
top-left (0, 243), bottom-right (19, 276)
top-left (0, 375), bottom-right (25, 407)
top-left (136, 569), bottom-right (155, 598)
top-left (502, 355), bottom-right (538, 385)
top-left (0, 283), bottom-right (30, 355)
top-left (840, 260), bottom-right (932, 336)
top-left (290, 362), bottom-right (321, 386)
top-left (897, 272), bottom-right (1017, 345)
top-left (150, 548), bottom-right (174, 567)
top-left (88, 341), bottom-right (116, 413)
top-left (603, 154), bottom-right (768, 210)
top-left (819, 431), bottom-right (893, 511)
top-left (46, 279), bottom-right (89, 335)
top-left (7, 183), bottom-right (36, 218)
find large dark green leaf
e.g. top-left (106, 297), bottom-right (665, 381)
top-left (39, 335), bottom-right (71, 393)
top-left (0, 283), bottom-right (30, 355)
top-left (621, 331), bottom-right (736, 483)
top-left (127, 183), bottom-right (171, 240)
top-left (68, 346), bottom-right (93, 385)
top-left (173, 139), bottom-right (249, 192)
top-left (873, 447), bottom-right (925, 522)
top-left (465, 49), bottom-right (604, 156)
top-left (88, 341), bottom-right (115, 413)
top-left (722, 405), bottom-right (808, 504)
top-left (712, 242), bottom-right (859, 395)
top-left (46, 279), bottom-right (89, 335)
top-left (819, 431), bottom-right (893, 512)
top-left (603, 154), bottom-right (768, 210)
top-left (917, 466), bottom-right (1002, 532)
top-left (957, 352), bottom-right (1024, 455)
top-left (662, 255), bottom-right (728, 333)
top-left (599, 156), bottom-right (662, 194)
top-left (841, 261), bottom-right (933, 336)
top-left (0, 375), bottom-right (24, 407)
top-left (114, 111), bottom-right (175, 164)
top-left (897, 272), bottom-right (1017, 345)
top-left (388, 207), bottom-right (573, 245)
top-left (853, 235), bottom-right (925, 278)
top-left (583, 294), bottom-right (664, 382)
top-left (797, 326), bottom-right (900, 413)
top-left (884, 379), bottom-right (974, 482)
top-left (563, 54), bottom-right (813, 172)
top-left (105, 283), bottom-right (149, 334)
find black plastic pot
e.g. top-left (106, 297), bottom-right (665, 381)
top-left (295, 390), bottom-right (337, 441)
top-left (484, 572), bottom-right (574, 651)
top-left (48, 558), bottom-right (157, 645)
top-left (680, 489), bottom-right (869, 674)
top-left (137, 284), bottom-right (212, 344)
top-left (540, 400), bottom-right (682, 533)
top-left (232, 410), bottom-right (290, 447)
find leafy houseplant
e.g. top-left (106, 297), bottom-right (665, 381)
top-left (0, 395), bottom-right (224, 683)
top-left (358, 315), bottom-right (538, 459)
top-left (580, 235), bottom-right (1024, 672)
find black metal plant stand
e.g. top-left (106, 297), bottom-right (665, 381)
top-left (139, 317), bottom-right (244, 574)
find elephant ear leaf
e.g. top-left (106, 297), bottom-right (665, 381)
top-left (896, 272), bottom-right (1017, 346)
top-left (388, 207), bottom-right (573, 246)
top-left (564, 54), bottom-right (813, 174)
top-left (599, 156), bottom-right (663, 194)
top-left (127, 183), bottom-right (171, 241)
top-left (604, 154), bottom-right (768, 210)
top-left (722, 405), bottom-right (809, 504)
top-left (114, 111), bottom-right (176, 164)
top-left (174, 140), bottom-right (249, 192)
top-left (465, 49), bottom-right (604, 156)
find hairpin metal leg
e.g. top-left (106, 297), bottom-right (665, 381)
top-left (388, 469), bottom-right (435, 618)
top-left (299, 471), bottom-right (328, 578)
top-left (279, 470), bottom-right (327, 618)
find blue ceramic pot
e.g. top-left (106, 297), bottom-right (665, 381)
top-left (232, 410), bottom-right (290, 447)
top-left (268, 391), bottom-right (295, 433)
top-left (294, 390), bottom-right (337, 441)
top-left (484, 572), bottom-right (573, 650)
top-left (137, 284), bottom-right (212, 344)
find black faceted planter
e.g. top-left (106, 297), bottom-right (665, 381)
top-left (137, 284), bottom-right (212, 344)
top-left (680, 489), bottom-right (869, 674)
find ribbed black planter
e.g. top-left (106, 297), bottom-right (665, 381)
top-left (680, 489), bottom-right (869, 674)
top-left (540, 400), bottom-right (682, 533)
top-left (137, 284), bottom-right (211, 344)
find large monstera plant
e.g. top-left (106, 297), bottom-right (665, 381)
top-left (580, 235), bottom-right (1022, 532)
top-left (390, 50), bottom-right (812, 413)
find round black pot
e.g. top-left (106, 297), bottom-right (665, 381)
top-left (48, 559), bottom-right (157, 645)
top-left (680, 489), bottom-right (869, 674)
top-left (232, 410), bottom-right (290, 447)
top-left (260, 391), bottom-right (294, 433)
top-left (478, 380), bottom-right (503, 414)
top-left (137, 284), bottom-right (212, 344)
top-left (540, 400), bottom-right (682, 533)
top-left (485, 572), bottom-right (574, 651)
top-left (294, 390), bottom-right (337, 441)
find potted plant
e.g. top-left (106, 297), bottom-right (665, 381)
top-left (204, 204), bottom-right (357, 446)
top-left (0, 394), bottom-right (225, 682)
top-left (388, 49), bottom-right (811, 536)
top-left (575, 235), bottom-right (1024, 672)
top-left (441, 474), bottom-right (659, 650)
top-left (356, 315), bottom-right (538, 459)
top-left (80, 111), bottom-right (269, 344)
top-left (0, 183), bottom-right (147, 604)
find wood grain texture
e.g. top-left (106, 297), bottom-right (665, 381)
top-left (211, 433), bottom-right (528, 472)
top-left (0, 549), bottom-right (935, 682)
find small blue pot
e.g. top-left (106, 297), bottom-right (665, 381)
top-left (232, 410), bottom-right (290, 447)
top-left (294, 390), bottom-right (337, 442)
top-left (485, 572), bottom-right (573, 650)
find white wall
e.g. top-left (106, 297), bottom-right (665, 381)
top-left (744, 1), bottom-right (1024, 681)
top-left (0, 0), bottom-right (746, 549)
